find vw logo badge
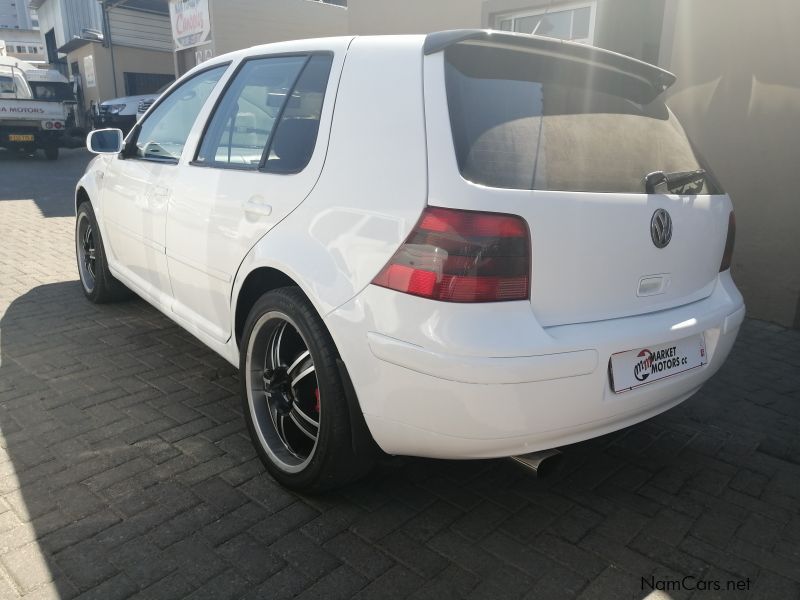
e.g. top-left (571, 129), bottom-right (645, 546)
top-left (650, 209), bottom-right (673, 249)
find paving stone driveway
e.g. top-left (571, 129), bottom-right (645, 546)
top-left (0, 149), bottom-right (799, 600)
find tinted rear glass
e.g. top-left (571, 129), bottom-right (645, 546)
top-left (444, 44), bottom-right (722, 194)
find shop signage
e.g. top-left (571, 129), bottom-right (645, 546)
top-left (169, 0), bottom-right (212, 51)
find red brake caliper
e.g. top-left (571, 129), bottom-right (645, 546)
top-left (314, 388), bottom-right (320, 413)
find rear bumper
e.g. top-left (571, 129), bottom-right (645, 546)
top-left (325, 272), bottom-right (744, 459)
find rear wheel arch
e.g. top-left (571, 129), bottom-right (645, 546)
top-left (234, 267), bottom-right (309, 350)
top-left (234, 268), bottom-right (380, 488)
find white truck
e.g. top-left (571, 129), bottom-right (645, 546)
top-left (0, 57), bottom-right (76, 160)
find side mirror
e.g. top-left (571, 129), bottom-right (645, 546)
top-left (86, 128), bottom-right (124, 155)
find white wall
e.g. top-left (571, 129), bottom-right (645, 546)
top-left (349, 0), bottom-right (483, 34)
top-left (34, 0), bottom-right (62, 46)
top-left (661, 0), bottom-right (800, 327)
top-left (34, 0), bottom-right (102, 48)
top-left (210, 0), bottom-right (348, 55)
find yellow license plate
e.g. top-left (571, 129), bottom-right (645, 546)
top-left (9, 134), bottom-right (35, 142)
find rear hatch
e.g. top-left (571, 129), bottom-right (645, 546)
top-left (422, 32), bottom-right (732, 327)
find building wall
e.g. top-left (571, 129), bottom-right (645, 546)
top-left (175, 0), bottom-right (349, 75)
top-left (482, 0), bottom-right (665, 62)
top-left (348, 0), bottom-right (483, 35)
top-left (593, 0), bottom-right (664, 65)
top-left (483, 0), bottom-right (552, 27)
top-left (108, 44), bottom-right (174, 98)
top-left (0, 28), bottom-right (45, 62)
top-left (62, 0), bottom-right (102, 44)
top-left (108, 7), bottom-right (173, 53)
top-left (67, 41), bottom-right (113, 108)
top-left (35, 0), bottom-right (102, 48)
top-left (68, 41), bottom-right (173, 107)
top-left (210, 0), bottom-right (348, 55)
top-left (0, 0), bottom-right (34, 29)
top-left (32, 0), bottom-right (60, 47)
top-left (660, 0), bottom-right (800, 328)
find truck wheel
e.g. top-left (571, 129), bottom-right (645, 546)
top-left (44, 146), bottom-right (60, 161)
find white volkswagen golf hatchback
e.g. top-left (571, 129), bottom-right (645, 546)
top-left (76, 31), bottom-right (744, 490)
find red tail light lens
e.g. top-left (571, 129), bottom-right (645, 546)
top-left (719, 211), bottom-right (736, 272)
top-left (372, 206), bottom-right (530, 302)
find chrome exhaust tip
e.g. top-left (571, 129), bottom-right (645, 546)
top-left (510, 449), bottom-right (563, 477)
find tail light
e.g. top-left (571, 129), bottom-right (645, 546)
top-left (372, 206), bottom-right (530, 302)
top-left (719, 211), bottom-right (736, 272)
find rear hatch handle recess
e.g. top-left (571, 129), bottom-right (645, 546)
top-left (645, 170), bottom-right (706, 195)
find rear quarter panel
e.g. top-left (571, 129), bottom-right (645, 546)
top-left (233, 36), bottom-right (430, 323)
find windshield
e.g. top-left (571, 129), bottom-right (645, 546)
top-left (444, 43), bottom-right (723, 194)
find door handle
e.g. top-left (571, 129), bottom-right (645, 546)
top-left (243, 197), bottom-right (272, 217)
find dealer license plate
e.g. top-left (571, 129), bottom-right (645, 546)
top-left (9, 134), bottom-right (34, 142)
top-left (610, 334), bottom-right (706, 393)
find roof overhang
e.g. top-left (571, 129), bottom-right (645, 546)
top-left (58, 36), bottom-right (102, 55)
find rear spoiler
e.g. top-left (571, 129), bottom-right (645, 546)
top-left (424, 29), bottom-right (677, 98)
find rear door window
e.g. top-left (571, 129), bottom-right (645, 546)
top-left (196, 53), bottom-right (333, 173)
top-left (444, 44), bottom-right (722, 194)
top-left (265, 54), bottom-right (333, 174)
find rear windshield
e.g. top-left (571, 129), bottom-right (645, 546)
top-left (444, 44), bottom-right (722, 194)
top-left (31, 82), bottom-right (75, 102)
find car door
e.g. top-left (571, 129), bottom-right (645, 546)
top-left (166, 47), bottom-right (343, 343)
top-left (101, 65), bottom-right (228, 300)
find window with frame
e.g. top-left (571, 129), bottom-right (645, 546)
top-left (497, 2), bottom-right (595, 44)
top-left (131, 64), bottom-right (228, 163)
top-left (0, 68), bottom-right (31, 99)
top-left (196, 53), bottom-right (333, 173)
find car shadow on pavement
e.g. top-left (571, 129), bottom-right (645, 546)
top-left (1, 281), bottom-right (799, 598)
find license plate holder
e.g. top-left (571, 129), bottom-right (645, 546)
top-left (610, 334), bottom-right (706, 393)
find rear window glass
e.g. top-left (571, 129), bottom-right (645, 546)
top-left (31, 82), bottom-right (74, 101)
top-left (444, 44), bottom-right (722, 194)
top-left (196, 53), bottom-right (332, 173)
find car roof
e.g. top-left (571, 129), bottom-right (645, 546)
top-left (182, 30), bottom-right (675, 103)
top-left (190, 35), bottom-right (357, 73)
top-left (186, 34), bottom-right (428, 76)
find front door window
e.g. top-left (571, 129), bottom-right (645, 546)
top-left (130, 65), bottom-right (228, 163)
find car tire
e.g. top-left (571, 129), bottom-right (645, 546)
top-left (240, 287), bottom-right (377, 492)
top-left (44, 145), bottom-right (59, 161)
top-left (75, 202), bottom-right (132, 303)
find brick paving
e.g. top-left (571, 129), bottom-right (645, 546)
top-left (0, 148), bottom-right (799, 599)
